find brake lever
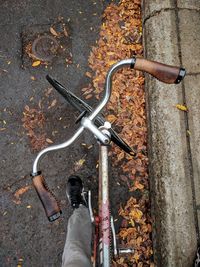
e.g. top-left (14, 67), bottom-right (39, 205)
top-left (46, 75), bottom-right (136, 156)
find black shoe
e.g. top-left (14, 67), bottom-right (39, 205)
top-left (66, 175), bottom-right (87, 209)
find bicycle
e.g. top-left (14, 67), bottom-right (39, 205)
top-left (31, 57), bottom-right (185, 267)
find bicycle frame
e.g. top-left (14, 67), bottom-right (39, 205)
top-left (98, 144), bottom-right (110, 266)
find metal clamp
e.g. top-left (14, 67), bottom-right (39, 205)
top-left (81, 117), bottom-right (110, 145)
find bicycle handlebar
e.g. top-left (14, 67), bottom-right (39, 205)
top-left (31, 57), bottom-right (186, 221)
top-left (134, 58), bottom-right (185, 84)
top-left (32, 174), bottom-right (62, 222)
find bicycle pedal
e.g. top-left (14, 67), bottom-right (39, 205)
top-left (118, 248), bottom-right (134, 255)
top-left (111, 216), bottom-right (134, 257)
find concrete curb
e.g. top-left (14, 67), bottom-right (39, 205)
top-left (142, 1), bottom-right (200, 266)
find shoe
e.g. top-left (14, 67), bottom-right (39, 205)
top-left (66, 175), bottom-right (87, 209)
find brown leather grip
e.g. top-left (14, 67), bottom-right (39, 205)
top-left (32, 175), bottom-right (62, 222)
top-left (134, 58), bottom-right (186, 84)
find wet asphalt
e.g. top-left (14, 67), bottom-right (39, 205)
top-left (0, 0), bottom-right (132, 266)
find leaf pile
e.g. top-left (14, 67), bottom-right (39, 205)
top-left (22, 87), bottom-right (58, 151)
top-left (22, 105), bottom-right (48, 151)
top-left (87, 0), bottom-right (154, 266)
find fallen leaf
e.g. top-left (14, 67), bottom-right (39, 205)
top-left (117, 151), bottom-right (125, 161)
top-left (134, 180), bottom-right (144, 190)
top-left (83, 88), bottom-right (93, 95)
top-left (14, 186), bottom-right (31, 199)
top-left (13, 185), bottom-right (31, 204)
top-left (63, 26), bottom-right (69, 37)
top-left (50, 27), bottom-right (59, 37)
top-left (32, 61), bottom-right (41, 67)
top-left (31, 76), bottom-right (36, 81)
top-left (81, 143), bottom-right (87, 147)
top-left (45, 87), bottom-right (53, 96)
top-left (77, 158), bottom-right (85, 166)
top-left (46, 138), bottom-right (53, 144)
top-left (106, 114), bottom-right (117, 123)
top-left (85, 71), bottom-right (92, 78)
top-left (130, 218), bottom-right (135, 227)
top-left (48, 99), bottom-right (57, 109)
top-left (85, 94), bottom-right (93, 99)
top-left (129, 208), bottom-right (143, 221)
top-left (24, 105), bottom-right (30, 111)
top-left (133, 251), bottom-right (140, 262)
top-left (17, 258), bottom-right (23, 267)
top-left (38, 100), bottom-right (42, 109)
top-left (107, 60), bottom-right (117, 66)
top-left (176, 104), bottom-right (188, 111)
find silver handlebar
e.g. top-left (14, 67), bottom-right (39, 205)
top-left (32, 58), bottom-right (135, 174)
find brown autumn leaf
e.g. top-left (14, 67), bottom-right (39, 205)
top-left (63, 26), bottom-right (69, 37)
top-left (50, 27), bottom-right (59, 37)
top-left (117, 151), bottom-right (125, 161)
top-left (48, 99), bottom-right (57, 109)
top-left (129, 208), bottom-right (143, 222)
top-left (82, 88), bottom-right (93, 95)
top-left (45, 87), bottom-right (53, 96)
top-left (85, 71), bottom-right (92, 78)
top-left (85, 94), bottom-right (93, 99)
top-left (81, 87), bottom-right (90, 92)
top-left (134, 180), bottom-right (144, 190)
top-left (106, 114), bottom-right (117, 123)
top-left (107, 60), bottom-right (117, 66)
top-left (46, 138), bottom-right (53, 144)
top-left (13, 185), bottom-right (31, 204)
top-left (24, 105), bottom-right (30, 112)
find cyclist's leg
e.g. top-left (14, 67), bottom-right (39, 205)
top-left (62, 205), bottom-right (92, 267)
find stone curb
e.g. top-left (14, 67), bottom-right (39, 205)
top-left (142, 1), bottom-right (199, 266)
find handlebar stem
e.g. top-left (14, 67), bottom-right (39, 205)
top-left (81, 117), bottom-right (110, 145)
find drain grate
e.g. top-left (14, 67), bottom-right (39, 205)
top-left (21, 20), bottom-right (72, 68)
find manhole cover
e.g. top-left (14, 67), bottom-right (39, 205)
top-left (32, 35), bottom-right (59, 62)
top-left (21, 21), bottom-right (72, 68)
